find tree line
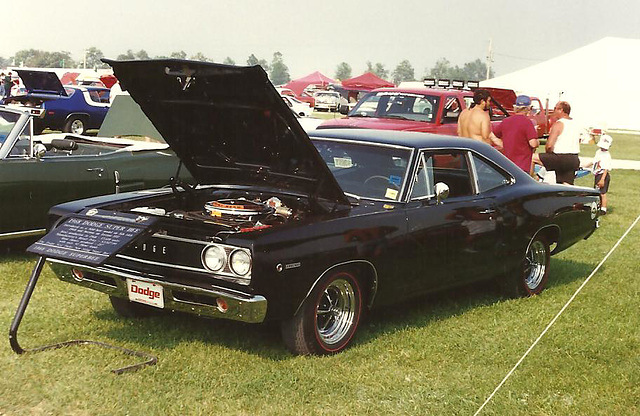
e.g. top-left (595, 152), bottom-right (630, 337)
top-left (0, 47), bottom-right (493, 87)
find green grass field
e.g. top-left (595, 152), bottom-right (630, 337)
top-left (1, 172), bottom-right (638, 415)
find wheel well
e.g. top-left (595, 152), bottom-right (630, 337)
top-left (295, 261), bottom-right (379, 315)
top-left (533, 225), bottom-right (560, 254)
top-left (65, 113), bottom-right (90, 124)
top-left (344, 262), bottom-right (378, 309)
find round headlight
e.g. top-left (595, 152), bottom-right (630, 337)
top-left (230, 250), bottom-right (251, 276)
top-left (202, 245), bottom-right (226, 272)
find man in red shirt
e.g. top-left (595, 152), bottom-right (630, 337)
top-left (494, 95), bottom-right (539, 174)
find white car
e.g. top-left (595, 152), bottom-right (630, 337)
top-left (313, 91), bottom-right (342, 112)
top-left (282, 95), bottom-right (313, 117)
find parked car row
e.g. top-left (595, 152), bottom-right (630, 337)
top-left (2, 70), bottom-right (111, 134)
top-left (35, 60), bottom-right (601, 356)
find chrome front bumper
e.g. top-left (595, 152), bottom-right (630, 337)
top-left (48, 259), bottom-right (267, 323)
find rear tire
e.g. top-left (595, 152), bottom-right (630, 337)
top-left (501, 235), bottom-right (550, 297)
top-left (109, 296), bottom-right (158, 318)
top-left (64, 117), bottom-right (86, 135)
top-left (281, 271), bottom-right (362, 355)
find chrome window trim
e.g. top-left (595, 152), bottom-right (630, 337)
top-left (408, 152), bottom-right (436, 201)
top-left (411, 147), bottom-right (516, 200)
top-left (467, 150), bottom-right (480, 195)
top-left (0, 108), bottom-right (31, 159)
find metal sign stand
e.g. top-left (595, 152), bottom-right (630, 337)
top-left (9, 256), bottom-right (157, 375)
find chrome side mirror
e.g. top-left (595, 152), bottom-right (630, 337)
top-left (434, 182), bottom-right (449, 205)
top-left (33, 143), bottom-right (47, 159)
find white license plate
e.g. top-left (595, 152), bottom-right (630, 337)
top-left (126, 278), bottom-right (164, 308)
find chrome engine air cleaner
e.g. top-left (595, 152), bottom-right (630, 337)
top-left (204, 199), bottom-right (274, 221)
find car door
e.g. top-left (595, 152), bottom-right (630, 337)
top-left (0, 134), bottom-right (115, 235)
top-left (402, 150), bottom-right (503, 293)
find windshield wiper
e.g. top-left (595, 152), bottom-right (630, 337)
top-left (383, 114), bottom-right (411, 121)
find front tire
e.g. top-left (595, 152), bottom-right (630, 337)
top-left (281, 271), bottom-right (362, 355)
top-left (502, 235), bottom-right (550, 297)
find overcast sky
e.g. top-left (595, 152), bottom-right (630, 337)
top-left (4, 0), bottom-right (640, 79)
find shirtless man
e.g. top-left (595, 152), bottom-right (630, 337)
top-left (458, 89), bottom-right (503, 149)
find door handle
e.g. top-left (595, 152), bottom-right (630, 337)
top-left (478, 209), bottom-right (495, 214)
top-left (86, 168), bottom-right (104, 177)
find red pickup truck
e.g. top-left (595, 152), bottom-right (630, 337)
top-left (318, 84), bottom-right (552, 138)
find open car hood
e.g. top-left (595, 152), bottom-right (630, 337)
top-left (15, 70), bottom-right (67, 96)
top-left (104, 59), bottom-right (348, 206)
top-left (482, 87), bottom-right (517, 112)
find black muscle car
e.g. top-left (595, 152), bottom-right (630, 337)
top-left (40, 59), bottom-right (600, 355)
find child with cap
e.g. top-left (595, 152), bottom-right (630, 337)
top-left (585, 134), bottom-right (613, 215)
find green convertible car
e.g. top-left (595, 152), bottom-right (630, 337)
top-left (0, 105), bottom-right (189, 241)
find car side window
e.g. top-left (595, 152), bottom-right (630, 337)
top-left (472, 155), bottom-right (511, 193)
top-left (410, 153), bottom-right (434, 200)
top-left (8, 123), bottom-right (32, 158)
top-left (442, 96), bottom-right (462, 124)
top-left (463, 96), bottom-right (474, 109)
top-left (531, 99), bottom-right (542, 115)
top-left (426, 151), bottom-right (473, 198)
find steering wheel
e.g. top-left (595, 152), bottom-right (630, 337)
top-left (364, 175), bottom-right (400, 191)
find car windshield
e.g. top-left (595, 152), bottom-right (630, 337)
top-left (312, 139), bottom-right (412, 201)
top-left (0, 110), bottom-right (20, 147)
top-left (349, 91), bottom-right (440, 122)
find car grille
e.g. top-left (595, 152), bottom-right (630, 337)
top-left (115, 233), bottom-right (251, 286)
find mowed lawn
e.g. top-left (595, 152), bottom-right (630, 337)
top-left (1, 157), bottom-right (639, 414)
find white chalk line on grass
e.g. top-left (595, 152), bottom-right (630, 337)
top-left (474, 214), bottom-right (640, 416)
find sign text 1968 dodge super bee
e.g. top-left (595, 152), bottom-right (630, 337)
top-left (36, 59), bottom-right (600, 355)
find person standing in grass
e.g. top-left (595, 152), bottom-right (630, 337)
top-left (493, 95), bottom-right (539, 175)
top-left (3, 72), bottom-right (12, 98)
top-left (584, 134), bottom-right (613, 215)
top-left (533, 101), bottom-right (581, 185)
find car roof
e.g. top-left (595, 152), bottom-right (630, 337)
top-left (369, 87), bottom-right (473, 97)
top-left (308, 128), bottom-right (534, 183)
top-left (309, 128), bottom-right (485, 151)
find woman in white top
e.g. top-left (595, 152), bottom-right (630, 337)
top-left (532, 101), bottom-right (581, 184)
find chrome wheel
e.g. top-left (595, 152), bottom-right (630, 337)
top-left (281, 271), bottom-right (362, 355)
top-left (315, 278), bottom-right (358, 347)
top-left (524, 239), bottom-right (547, 290)
top-left (69, 119), bottom-right (84, 134)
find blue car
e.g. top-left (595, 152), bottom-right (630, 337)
top-left (2, 70), bottom-right (110, 134)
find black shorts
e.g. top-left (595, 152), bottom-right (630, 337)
top-left (539, 153), bottom-right (580, 184)
top-left (594, 172), bottom-right (610, 193)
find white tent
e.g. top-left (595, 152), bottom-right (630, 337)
top-left (482, 37), bottom-right (640, 132)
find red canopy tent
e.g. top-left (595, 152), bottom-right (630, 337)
top-left (99, 74), bottom-right (118, 89)
top-left (283, 71), bottom-right (337, 95)
top-left (341, 72), bottom-right (394, 91)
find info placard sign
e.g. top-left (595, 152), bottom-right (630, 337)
top-left (28, 208), bottom-right (158, 266)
